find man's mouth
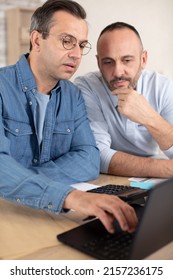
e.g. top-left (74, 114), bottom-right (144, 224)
top-left (63, 63), bottom-right (76, 71)
top-left (110, 77), bottom-right (131, 89)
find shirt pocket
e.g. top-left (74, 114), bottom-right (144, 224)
top-left (51, 120), bottom-right (74, 158)
top-left (3, 118), bottom-right (34, 160)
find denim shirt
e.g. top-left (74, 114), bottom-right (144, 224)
top-left (0, 54), bottom-right (100, 213)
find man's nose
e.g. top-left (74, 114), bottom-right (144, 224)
top-left (112, 61), bottom-right (124, 77)
top-left (68, 44), bottom-right (82, 59)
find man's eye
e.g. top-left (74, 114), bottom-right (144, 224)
top-left (63, 39), bottom-right (71, 45)
top-left (79, 44), bottom-right (85, 49)
top-left (103, 60), bottom-right (113, 65)
top-left (80, 42), bottom-right (88, 49)
top-left (123, 58), bottom-right (133, 64)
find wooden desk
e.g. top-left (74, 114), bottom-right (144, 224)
top-left (0, 174), bottom-right (173, 260)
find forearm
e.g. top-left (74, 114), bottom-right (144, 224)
top-left (144, 112), bottom-right (173, 151)
top-left (34, 145), bottom-right (100, 184)
top-left (108, 151), bottom-right (173, 178)
top-left (115, 87), bottom-right (173, 151)
top-left (0, 154), bottom-right (73, 213)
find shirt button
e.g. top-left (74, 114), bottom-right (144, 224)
top-left (24, 86), bottom-right (28, 91)
top-left (33, 158), bottom-right (38, 163)
top-left (48, 203), bottom-right (53, 210)
top-left (16, 198), bottom-right (21, 203)
top-left (67, 128), bottom-right (71, 133)
top-left (32, 88), bottom-right (36, 93)
top-left (29, 101), bottom-right (32, 106)
top-left (15, 128), bottom-right (19, 133)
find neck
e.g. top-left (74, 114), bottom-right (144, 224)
top-left (27, 54), bottom-right (58, 95)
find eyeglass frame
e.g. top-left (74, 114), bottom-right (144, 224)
top-left (41, 31), bottom-right (92, 55)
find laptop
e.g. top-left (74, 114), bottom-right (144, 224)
top-left (57, 178), bottom-right (173, 259)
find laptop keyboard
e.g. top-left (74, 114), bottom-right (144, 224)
top-left (87, 184), bottom-right (136, 195)
top-left (87, 184), bottom-right (149, 202)
top-left (83, 230), bottom-right (135, 260)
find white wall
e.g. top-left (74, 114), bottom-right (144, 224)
top-left (72, 0), bottom-right (173, 80)
top-left (0, 0), bottom-right (173, 80)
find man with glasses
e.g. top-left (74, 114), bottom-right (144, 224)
top-left (0, 1), bottom-right (137, 234)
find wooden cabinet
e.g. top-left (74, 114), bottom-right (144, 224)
top-left (6, 7), bottom-right (35, 65)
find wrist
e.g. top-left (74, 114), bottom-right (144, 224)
top-left (63, 189), bottom-right (83, 210)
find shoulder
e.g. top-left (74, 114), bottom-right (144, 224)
top-left (0, 64), bottom-right (15, 76)
top-left (0, 64), bottom-right (17, 91)
top-left (59, 79), bottom-right (83, 100)
top-left (74, 71), bottom-right (106, 97)
top-left (74, 71), bottom-right (102, 87)
top-left (137, 70), bottom-right (173, 106)
top-left (59, 79), bottom-right (79, 91)
top-left (140, 69), bottom-right (172, 85)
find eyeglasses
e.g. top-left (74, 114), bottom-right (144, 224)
top-left (42, 32), bottom-right (92, 55)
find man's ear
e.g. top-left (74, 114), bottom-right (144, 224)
top-left (141, 50), bottom-right (148, 69)
top-left (30, 31), bottom-right (42, 52)
top-left (96, 54), bottom-right (100, 69)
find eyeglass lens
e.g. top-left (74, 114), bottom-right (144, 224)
top-left (62, 35), bottom-right (91, 55)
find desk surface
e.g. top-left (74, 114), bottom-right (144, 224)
top-left (0, 174), bottom-right (173, 260)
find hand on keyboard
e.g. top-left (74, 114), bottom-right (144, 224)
top-left (63, 189), bottom-right (138, 234)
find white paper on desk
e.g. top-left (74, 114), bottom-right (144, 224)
top-left (71, 182), bottom-right (98, 191)
top-left (128, 177), bottom-right (167, 184)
